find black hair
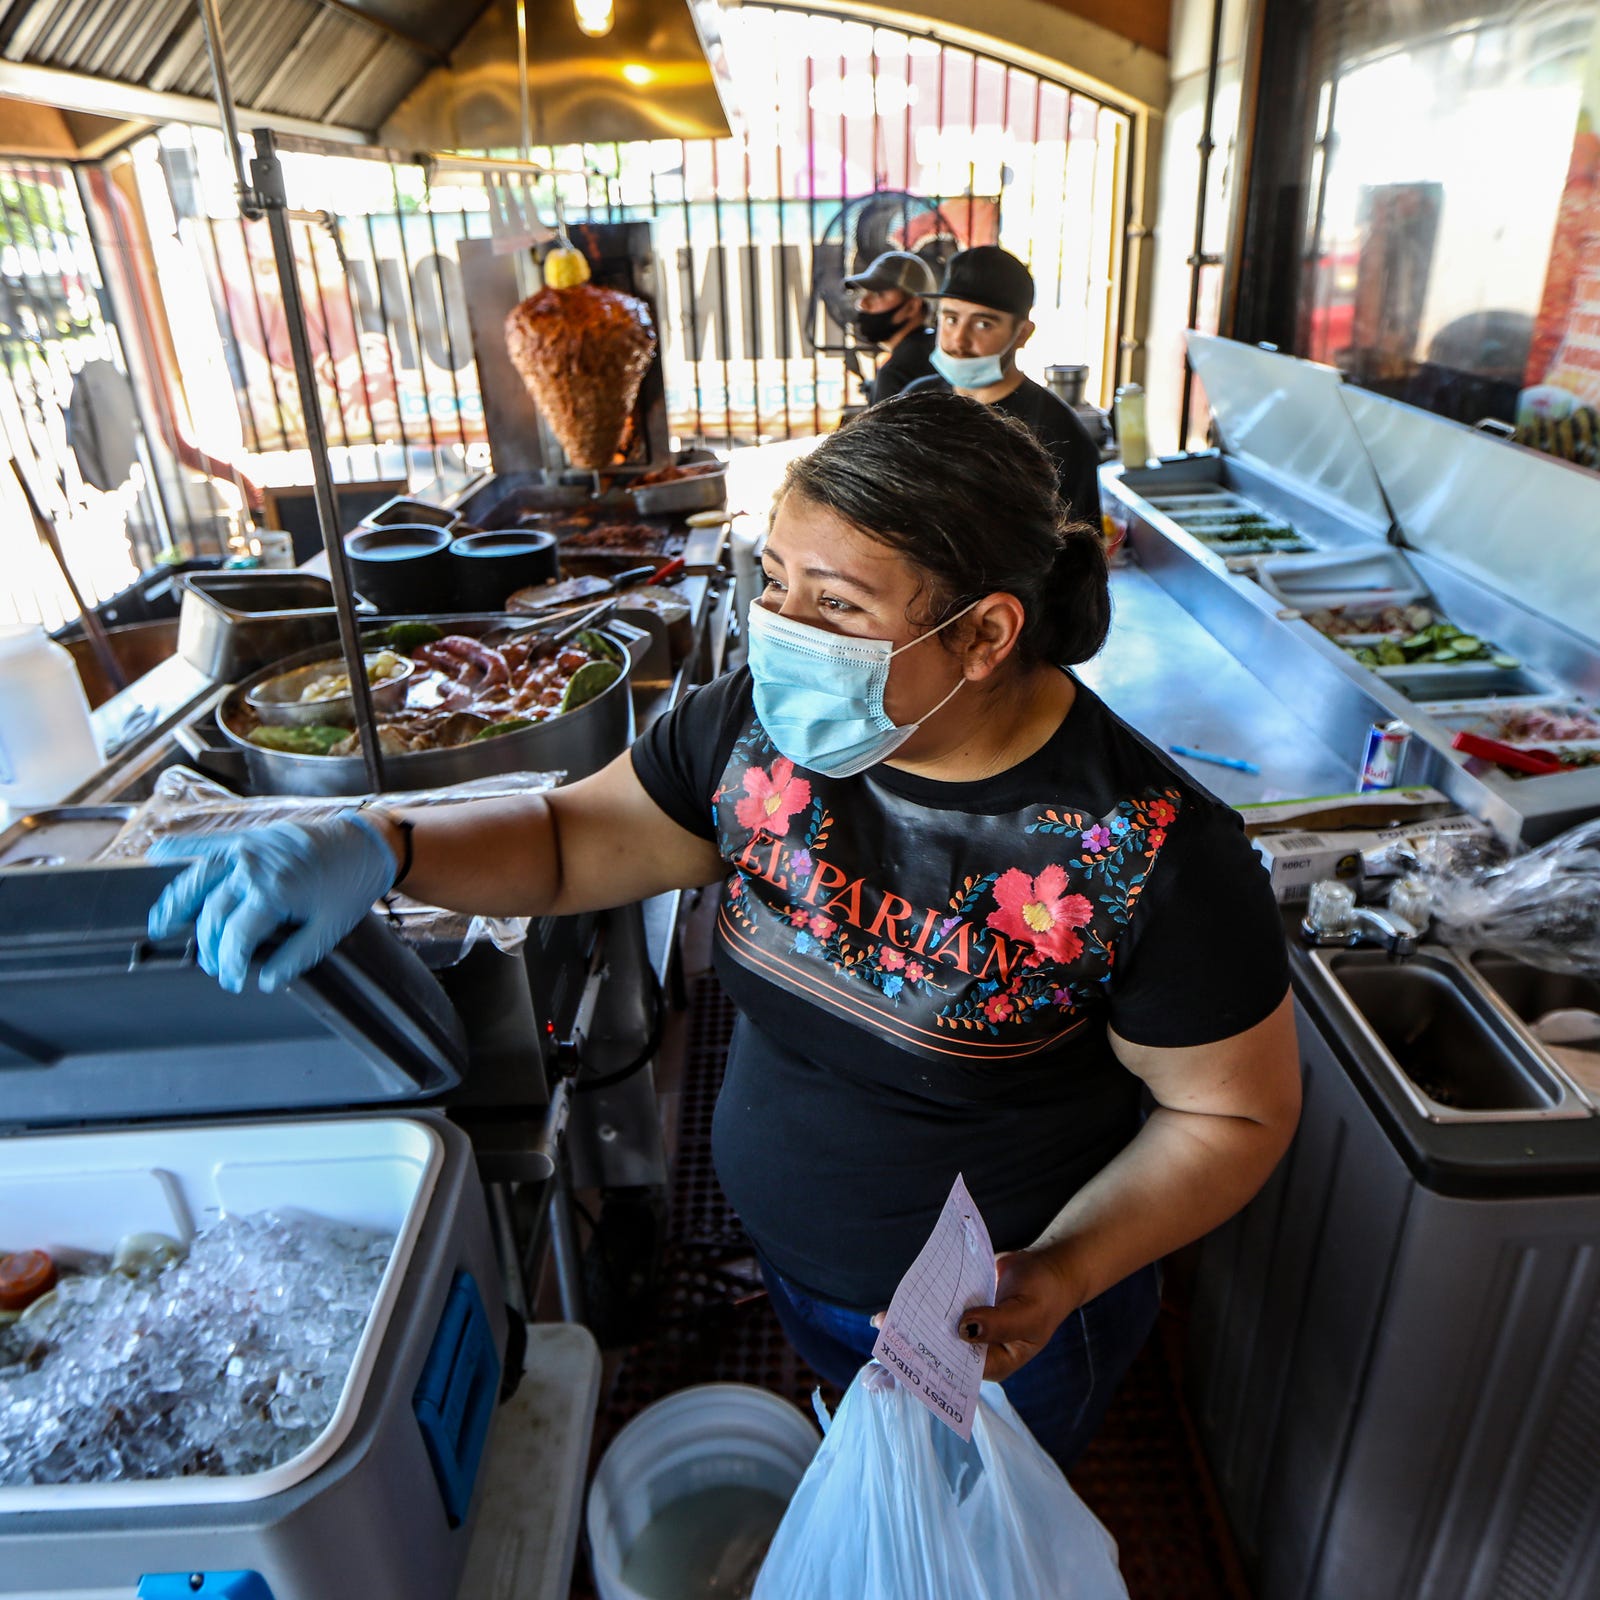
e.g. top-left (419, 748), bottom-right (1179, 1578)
top-left (780, 387), bottom-right (1109, 666)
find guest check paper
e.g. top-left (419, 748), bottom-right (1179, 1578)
top-left (871, 1172), bottom-right (996, 1441)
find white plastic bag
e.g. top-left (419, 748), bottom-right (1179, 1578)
top-left (751, 1363), bottom-right (1129, 1600)
top-left (103, 765), bottom-right (564, 963)
top-left (1406, 819), bottom-right (1600, 977)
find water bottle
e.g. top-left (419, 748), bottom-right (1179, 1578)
top-left (0, 624), bottom-right (102, 810)
top-left (1113, 383), bottom-right (1151, 470)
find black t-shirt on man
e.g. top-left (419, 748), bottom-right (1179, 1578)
top-left (631, 668), bottom-right (1288, 1309)
top-left (906, 371), bottom-right (1102, 525)
top-left (868, 326), bottom-right (937, 404)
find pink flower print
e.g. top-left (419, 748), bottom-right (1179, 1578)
top-left (1081, 824), bottom-right (1112, 853)
top-left (983, 993), bottom-right (1016, 1024)
top-left (987, 865), bottom-right (1094, 963)
top-left (787, 906), bottom-right (810, 927)
top-left (904, 961), bottom-right (927, 983)
top-left (790, 848), bottom-right (813, 879)
top-left (1149, 828), bottom-right (1167, 849)
top-left (879, 946), bottom-right (906, 971)
top-left (808, 914), bottom-right (836, 938)
top-left (734, 758), bottom-right (812, 836)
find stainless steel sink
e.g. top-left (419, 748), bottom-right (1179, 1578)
top-left (1468, 953), bottom-right (1600, 1108)
top-left (1312, 949), bottom-right (1590, 1122)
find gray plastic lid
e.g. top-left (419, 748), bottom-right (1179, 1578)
top-left (1186, 333), bottom-right (1392, 536)
top-left (0, 863), bottom-right (467, 1132)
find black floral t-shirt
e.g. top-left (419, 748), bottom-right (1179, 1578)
top-left (632, 668), bottom-right (1288, 1308)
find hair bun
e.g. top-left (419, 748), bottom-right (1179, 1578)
top-left (783, 389), bottom-right (1110, 669)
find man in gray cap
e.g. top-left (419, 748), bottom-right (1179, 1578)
top-left (844, 250), bottom-right (938, 403)
top-left (906, 245), bottom-right (1100, 525)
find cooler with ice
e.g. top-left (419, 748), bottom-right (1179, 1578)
top-left (0, 863), bottom-right (508, 1600)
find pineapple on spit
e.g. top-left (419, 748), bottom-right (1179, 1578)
top-left (504, 244), bottom-right (658, 470)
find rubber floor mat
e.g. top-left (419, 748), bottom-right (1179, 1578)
top-left (571, 977), bottom-right (1251, 1599)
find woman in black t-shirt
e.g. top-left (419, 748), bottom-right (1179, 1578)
top-left (150, 390), bottom-right (1299, 1472)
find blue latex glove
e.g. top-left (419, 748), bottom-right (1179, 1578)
top-left (147, 811), bottom-right (399, 994)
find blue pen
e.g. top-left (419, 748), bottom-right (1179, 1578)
top-left (1170, 743), bottom-right (1261, 775)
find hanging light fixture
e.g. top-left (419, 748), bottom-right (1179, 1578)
top-left (574, 0), bottom-right (614, 38)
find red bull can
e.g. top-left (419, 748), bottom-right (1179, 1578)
top-left (1360, 720), bottom-right (1412, 791)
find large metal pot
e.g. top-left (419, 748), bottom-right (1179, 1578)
top-left (174, 613), bottom-right (648, 797)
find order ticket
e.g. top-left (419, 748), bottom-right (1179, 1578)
top-left (871, 1172), bottom-right (996, 1441)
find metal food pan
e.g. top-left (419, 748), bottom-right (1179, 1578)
top-left (178, 572), bottom-right (376, 682)
top-left (359, 496), bottom-right (462, 532)
top-left (628, 467), bottom-right (727, 516)
top-left (1387, 661), bottom-right (1554, 701)
top-left (0, 805), bottom-right (136, 869)
top-left (1420, 697), bottom-right (1600, 749)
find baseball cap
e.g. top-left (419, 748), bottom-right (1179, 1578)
top-left (844, 250), bottom-right (938, 297)
top-left (931, 246), bottom-right (1035, 318)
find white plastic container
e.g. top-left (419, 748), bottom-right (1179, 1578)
top-left (0, 624), bottom-right (101, 809)
top-left (587, 1383), bottom-right (820, 1600)
top-left (0, 1113), bottom-right (506, 1600)
top-left (0, 1115), bottom-right (443, 1513)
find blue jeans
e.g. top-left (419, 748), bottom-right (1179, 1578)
top-left (759, 1258), bottom-right (1160, 1474)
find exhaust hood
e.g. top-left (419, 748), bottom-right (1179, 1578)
top-left (380, 0), bottom-right (734, 150)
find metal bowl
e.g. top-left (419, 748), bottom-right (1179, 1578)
top-left (178, 614), bottom-right (649, 798)
top-left (246, 652), bottom-right (415, 728)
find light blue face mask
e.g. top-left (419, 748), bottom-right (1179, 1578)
top-left (930, 344), bottom-right (1008, 389)
top-left (747, 598), bottom-right (978, 779)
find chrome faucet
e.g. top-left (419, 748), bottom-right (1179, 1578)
top-left (1300, 880), bottom-right (1421, 959)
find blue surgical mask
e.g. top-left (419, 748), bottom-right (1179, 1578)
top-left (931, 345), bottom-right (1007, 389)
top-left (746, 598), bottom-right (978, 778)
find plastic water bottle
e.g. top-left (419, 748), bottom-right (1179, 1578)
top-left (0, 624), bottom-right (102, 810)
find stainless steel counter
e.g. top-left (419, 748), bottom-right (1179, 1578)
top-left (1083, 562), bottom-right (1360, 806)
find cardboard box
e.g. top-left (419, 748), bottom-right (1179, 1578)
top-left (1237, 787), bottom-right (1457, 838)
top-left (1254, 812), bottom-right (1496, 902)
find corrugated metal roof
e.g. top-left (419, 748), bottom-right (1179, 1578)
top-left (0, 0), bottom-right (468, 132)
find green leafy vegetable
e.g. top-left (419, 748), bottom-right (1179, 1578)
top-left (473, 718), bottom-right (537, 741)
top-left (371, 621), bottom-right (443, 651)
top-left (247, 723), bottom-right (351, 755)
top-left (574, 629), bottom-right (625, 665)
top-left (560, 660), bottom-right (623, 711)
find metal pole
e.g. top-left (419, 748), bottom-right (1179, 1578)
top-left (194, 0), bottom-right (261, 217)
top-left (1179, 0), bottom-right (1226, 450)
top-left (250, 127), bottom-right (387, 792)
top-left (516, 0), bottom-right (534, 164)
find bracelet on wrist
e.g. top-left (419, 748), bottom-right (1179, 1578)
top-left (356, 803), bottom-right (415, 888)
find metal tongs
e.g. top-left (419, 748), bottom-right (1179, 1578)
top-left (546, 598), bottom-right (619, 644)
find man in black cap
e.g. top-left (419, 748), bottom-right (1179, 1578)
top-left (906, 245), bottom-right (1101, 526)
top-left (844, 250), bottom-right (939, 403)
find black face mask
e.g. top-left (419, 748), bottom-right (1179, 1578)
top-left (856, 306), bottom-right (910, 344)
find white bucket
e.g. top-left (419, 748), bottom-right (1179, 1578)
top-left (586, 1382), bottom-right (820, 1600)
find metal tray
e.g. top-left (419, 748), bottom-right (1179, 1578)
top-left (0, 805), bottom-right (137, 869)
top-left (359, 495), bottom-right (463, 531)
top-left (178, 572), bottom-right (376, 682)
